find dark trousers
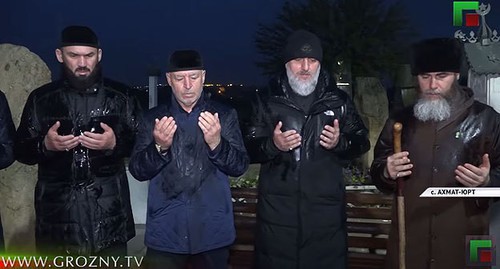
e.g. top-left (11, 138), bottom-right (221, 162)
top-left (145, 246), bottom-right (229, 269)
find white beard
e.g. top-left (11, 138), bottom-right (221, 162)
top-left (413, 97), bottom-right (451, 122)
top-left (286, 66), bottom-right (321, 96)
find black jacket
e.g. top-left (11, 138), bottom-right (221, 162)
top-left (15, 78), bottom-right (141, 255)
top-left (245, 71), bottom-right (370, 269)
top-left (0, 91), bottom-right (15, 170)
top-left (0, 90), bottom-right (15, 252)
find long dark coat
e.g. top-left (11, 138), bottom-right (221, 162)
top-left (371, 87), bottom-right (500, 269)
top-left (15, 78), bottom-right (140, 255)
top-left (245, 71), bottom-right (370, 269)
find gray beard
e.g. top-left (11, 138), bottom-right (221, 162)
top-left (286, 66), bottom-right (321, 96)
top-left (413, 97), bottom-right (451, 122)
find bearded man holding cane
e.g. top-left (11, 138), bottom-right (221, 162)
top-left (370, 37), bottom-right (500, 268)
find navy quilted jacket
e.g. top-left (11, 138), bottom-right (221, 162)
top-left (129, 92), bottom-right (249, 254)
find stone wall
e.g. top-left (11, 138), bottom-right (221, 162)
top-left (0, 44), bottom-right (51, 253)
top-left (353, 77), bottom-right (388, 170)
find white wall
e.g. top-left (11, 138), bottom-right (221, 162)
top-left (126, 170), bottom-right (149, 224)
top-left (487, 75), bottom-right (500, 113)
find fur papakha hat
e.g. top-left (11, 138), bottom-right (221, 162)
top-left (410, 37), bottom-right (463, 75)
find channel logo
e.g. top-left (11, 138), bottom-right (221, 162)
top-left (466, 235), bottom-right (496, 266)
top-left (453, 1), bottom-right (480, 26)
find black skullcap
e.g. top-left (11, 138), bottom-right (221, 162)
top-left (167, 50), bottom-right (204, 72)
top-left (410, 38), bottom-right (463, 75)
top-left (283, 29), bottom-right (323, 64)
top-left (60, 25), bottom-right (99, 48)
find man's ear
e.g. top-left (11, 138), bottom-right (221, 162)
top-left (55, 48), bottom-right (63, 63)
top-left (165, 73), bottom-right (172, 86)
top-left (98, 48), bottom-right (102, 62)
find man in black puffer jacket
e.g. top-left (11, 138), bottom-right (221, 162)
top-left (15, 25), bottom-right (140, 256)
top-left (245, 29), bottom-right (370, 269)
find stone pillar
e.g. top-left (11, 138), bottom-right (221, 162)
top-left (0, 44), bottom-right (51, 253)
top-left (395, 64), bottom-right (417, 108)
top-left (353, 77), bottom-right (389, 170)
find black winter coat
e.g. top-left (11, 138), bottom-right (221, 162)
top-left (0, 91), bottom-right (15, 169)
top-left (0, 90), bottom-right (15, 252)
top-left (245, 71), bottom-right (370, 269)
top-left (15, 78), bottom-right (140, 255)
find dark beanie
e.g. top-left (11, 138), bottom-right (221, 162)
top-left (60, 25), bottom-right (99, 48)
top-left (410, 38), bottom-right (463, 75)
top-left (283, 29), bottom-right (323, 63)
top-left (167, 50), bottom-right (204, 72)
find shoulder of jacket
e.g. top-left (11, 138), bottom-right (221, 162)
top-left (330, 87), bottom-right (349, 101)
top-left (471, 100), bottom-right (500, 118)
top-left (27, 80), bottom-right (64, 99)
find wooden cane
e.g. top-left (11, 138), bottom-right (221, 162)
top-left (393, 122), bottom-right (406, 269)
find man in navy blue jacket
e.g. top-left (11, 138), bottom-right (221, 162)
top-left (129, 50), bottom-right (249, 269)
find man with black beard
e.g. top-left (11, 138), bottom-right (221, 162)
top-left (128, 50), bottom-right (248, 269)
top-left (371, 38), bottom-right (500, 268)
top-left (245, 29), bottom-right (370, 269)
top-left (15, 25), bottom-right (140, 256)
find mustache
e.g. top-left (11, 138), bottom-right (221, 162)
top-left (423, 89), bottom-right (442, 95)
top-left (75, 67), bottom-right (91, 73)
top-left (297, 71), bottom-right (311, 76)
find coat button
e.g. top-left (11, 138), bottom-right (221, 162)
top-left (430, 258), bottom-right (435, 263)
top-left (433, 167), bottom-right (438, 173)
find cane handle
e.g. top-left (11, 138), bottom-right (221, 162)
top-left (393, 122), bottom-right (402, 153)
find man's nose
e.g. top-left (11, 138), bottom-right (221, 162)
top-left (183, 78), bottom-right (192, 89)
top-left (430, 77), bottom-right (438, 89)
top-left (301, 60), bottom-right (310, 71)
top-left (77, 56), bottom-right (87, 67)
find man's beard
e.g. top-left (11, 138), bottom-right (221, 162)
top-left (62, 63), bottom-right (102, 91)
top-left (286, 65), bottom-right (321, 96)
top-left (413, 85), bottom-right (457, 122)
top-left (413, 98), bottom-right (451, 122)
